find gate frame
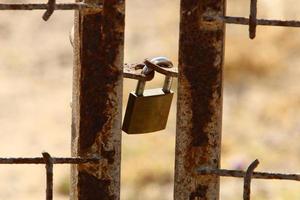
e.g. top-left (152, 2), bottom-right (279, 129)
top-left (71, 0), bottom-right (125, 199)
top-left (174, 0), bottom-right (226, 199)
top-left (1, 0), bottom-right (300, 199)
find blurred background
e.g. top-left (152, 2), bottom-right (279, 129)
top-left (0, 0), bottom-right (300, 199)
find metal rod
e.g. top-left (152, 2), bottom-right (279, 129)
top-left (197, 168), bottom-right (300, 181)
top-left (0, 3), bottom-right (102, 10)
top-left (0, 157), bottom-right (100, 164)
top-left (243, 160), bottom-right (259, 200)
top-left (249, 0), bottom-right (257, 39)
top-left (42, 0), bottom-right (56, 21)
top-left (123, 65), bottom-right (155, 81)
top-left (42, 152), bottom-right (54, 200)
top-left (71, 0), bottom-right (125, 199)
top-left (174, 0), bottom-right (225, 199)
top-left (204, 15), bottom-right (300, 28)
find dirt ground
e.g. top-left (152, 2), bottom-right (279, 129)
top-left (0, 0), bottom-right (300, 199)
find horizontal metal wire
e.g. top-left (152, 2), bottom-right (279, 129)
top-left (198, 168), bottom-right (300, 182)
top-left (0, 153), bottom-right (100, 200)
top-left (204, 15), bottom-right (300, 28)
top-left (0, 2), bottom-right (102, 11)
top-left (0, 156), bottom-right (100, 164)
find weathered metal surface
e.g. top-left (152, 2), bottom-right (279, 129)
top-left (70, 26), bottom-right (154, 81)
top-left (71, 0), bottom-right (125, 199)
top-left (123, 63), bottom-right (155, 81)
top-left (0, 156), bottom-right (99, 164)
top-left (197, 167), bottom-right (300, 181)
top-left (0, 2), bottom-right (102, 10)
top-left (249, 0), bottom-right (257, 39)
top-left (42, 0), bottom-right (56, 21)
top-left (243, 159), bottom-right (259, 200)
top-left (203, 15), bottom-right (300, 28)
top-left (42, 152), bottom-right (54, 200)
top-left (0, 152), bottom-right (99, 200)
top-left (174, 0), bottom-right (226, 199)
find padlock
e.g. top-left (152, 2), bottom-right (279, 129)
top-left (122, 57), bottom-right (174, 134)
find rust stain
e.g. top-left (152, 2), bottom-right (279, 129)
top-left (80, 12), bottom-right (107, 151)
top-left (73, 0), bottom-right (125, 199)
top-left (101, 145), bottom-right (116, 164)
top-left (79, 171), bottom-right (114, 200)
top-left (180, 2), bottom-right (224, 147)
top-left (189, 185), bottom-right (208, 200)
top-left (79, 6), bottom-right (123, 153)
top-left (175, 0), bottom-right (225, 199)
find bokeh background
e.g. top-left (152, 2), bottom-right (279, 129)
top-left (0, 0), bottom-right (300, 199)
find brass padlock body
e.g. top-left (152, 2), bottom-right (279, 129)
top-left (122, 88), bottom-right (173, 134)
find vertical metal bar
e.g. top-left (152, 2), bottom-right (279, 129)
top-left (174, 0), bottom-right (226, 199)
top-left (71, 0), bottom-right (125, 199)
top-left (42, 152), bottom-right (53, 200)
top-left (249, 0), bottom-right (257, 39)
top-left (243, 160), bottom-right (259, 200)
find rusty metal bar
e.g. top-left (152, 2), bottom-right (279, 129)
top-left (123, 63), bottom-right (155, 81)
top-left (71, 0), bottom-right (125, 199)
top-left (249, 0), bottom-right (257, 39)
top-left (0, 2), bottom-right (102, 10)
top-left (243, 160), bottom-right (259, 200)
top-left (42, 0), bottom-right (56, 21)
top-left (204, 15), bottom-right (300, 28)
top-left (174, 0), bottom-right (226, 199)
top-left (42, 152), bottom-right (54, 200)
top-left (0, 157), bottom-right (99, 164)
top-left (198, 168), bottom-right (300, 181)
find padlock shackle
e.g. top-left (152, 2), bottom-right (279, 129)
top-left (150, 57), bottom-right (173, 68)
top-left (149, 57), bottom-right (174, 93)
top-left (136, 57), bottom-right (174, 95)
top-left (135, 63), bottom-right (152, 96)
top-left (135, 80), bottom-right (145, 96)
top-left (162, 76), bottom-right (172, 93)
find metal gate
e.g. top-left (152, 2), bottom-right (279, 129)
top-left (0, 0), bottom-right (299, 199)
